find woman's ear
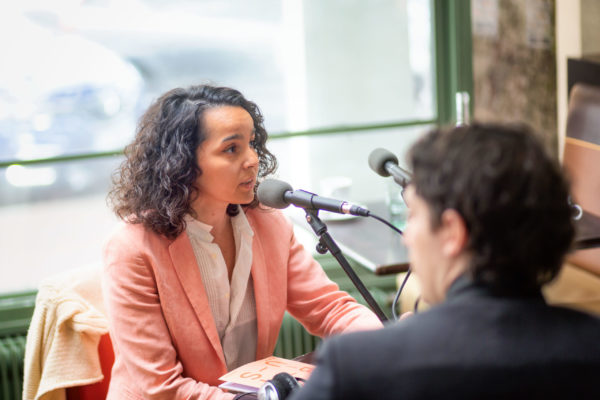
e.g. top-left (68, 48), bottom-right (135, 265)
top-left (439, 209), bottom-right (468, 257)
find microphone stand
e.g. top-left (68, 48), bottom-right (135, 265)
top-left (302, 208), bottom-right (389, 322)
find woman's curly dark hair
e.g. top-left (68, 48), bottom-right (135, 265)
top-left (108, 84), bottom-right (277, 239)
top-left (408, 122), bottom-right (575, 292)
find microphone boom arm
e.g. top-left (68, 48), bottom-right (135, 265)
top-left (302, 208), bottom-right (389, 323)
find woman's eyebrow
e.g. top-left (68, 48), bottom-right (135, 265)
top-left (222, 130), bottom-right (256, 143)
top-left (221, 133), bottom-right (243, 143)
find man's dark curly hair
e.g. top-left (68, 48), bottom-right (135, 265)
top-left (407, 123), bottom-right (575, 292)
top-left (108, 84), bottom-right (277, 239)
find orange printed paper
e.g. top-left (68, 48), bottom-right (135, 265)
top-left (219, 356), bottom-right (314, 389)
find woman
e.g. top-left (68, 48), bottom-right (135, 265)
top-left (103, 84), bottom-right (382, 399)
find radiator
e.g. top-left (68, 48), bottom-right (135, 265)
top-left (0, 290), bottom-right (36, 400)
top-left (273, 312), bottom-right (321, 360)
top-left (0, 334), bottom-right (26, 400)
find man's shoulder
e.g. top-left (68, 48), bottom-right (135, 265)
top-left (540, 303), bottom-right (600, 338)
top-left (318, 314), bottom-right (436, 359)
top-left (322, 297), bottom-right (600, 360)
top-left (310, 301), bottom-right (600, 399)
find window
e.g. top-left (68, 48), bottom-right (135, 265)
top-left (0, 0), bottom-right (472, 293)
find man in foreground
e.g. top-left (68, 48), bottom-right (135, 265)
top-left (290, 123), bottom-right (600, 399)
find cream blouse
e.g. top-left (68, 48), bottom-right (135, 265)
top-left (185, 210), bottom-right (257, 371)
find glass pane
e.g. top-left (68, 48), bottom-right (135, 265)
top-left (0, 126), bottom-right (431, 293)
top-left (0, 157), bottom-right (122, 292)
top-left (0, 0), bottom-right (435, 292)
top-left (269, 124), bottom-right (429, 205)
top-left (0, 8), bottom-right (143, 162)
top-left (0, 0), bottom-right (434, 163)
top-left (0, 157), bottom-right (121, 206)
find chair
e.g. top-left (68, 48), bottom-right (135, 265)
top-left (65, 334), bottom-right (114, 400)
top-left (22, 265), bottom-right (113, 400)
top-left (562, 82), bottom-right (600, 263)
top-left (543, 82), bottom-right (600, 314)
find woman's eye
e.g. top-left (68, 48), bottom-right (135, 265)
top-left (249, 139), bottom-right (257, 149)
top-left (224, 145), bottom-right (237, 153)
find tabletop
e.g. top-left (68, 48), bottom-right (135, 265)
top-left (288, 201), bottom-right (409, 275)
top-left (289, 203), bottom-right (600, 276)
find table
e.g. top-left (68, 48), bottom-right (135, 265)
top-left (289, 201), bottom-right (409, 275)
top-left (289, 203), bottom-right (600, 276)
top-left (574, 210), bottom-right (600, 250)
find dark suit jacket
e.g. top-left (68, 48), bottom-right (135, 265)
top-left (290, 276), bottom-right (600, 400)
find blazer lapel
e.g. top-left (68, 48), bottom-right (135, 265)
top-left (169, 232), bottom-right (226, 365)
top-left (248, 217), bottom-right (272, 360)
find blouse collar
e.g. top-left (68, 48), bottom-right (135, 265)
top-left (185, 206), bottom-right (254, 243)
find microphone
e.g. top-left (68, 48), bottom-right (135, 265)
top-left (368, 148), bottom-right (412, 188)
top-left (257, 179), bottom-right (370, 217)
top-left (256, 372), bottom-right (300, 400)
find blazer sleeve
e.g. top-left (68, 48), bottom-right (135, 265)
top-left (102, 226), bottom-right (235, 400)
top-left (281, 216), bottom-right (383, 336)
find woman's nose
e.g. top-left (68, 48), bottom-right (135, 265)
top-left (245, 146), bottom-right (259, 169)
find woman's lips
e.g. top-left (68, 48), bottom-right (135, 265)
top-left (240, 178), bottom-right (255, 190)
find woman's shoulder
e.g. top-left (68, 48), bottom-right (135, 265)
top-left (244, 206), bottom-right (293, 233)
top-left (109, 220), bottom-right (156, 239)
top-left (105, 220), bottom-right (172, 254)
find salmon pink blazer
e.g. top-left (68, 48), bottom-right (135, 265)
top-left (102, 207), bottom-right (381, 399)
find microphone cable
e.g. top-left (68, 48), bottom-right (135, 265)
top-left (393, 269), bottom-right (412, 320)
top-left (367, 212), bottom-right (411, 321)
top-left (368, 212), bottom-right (403, 235)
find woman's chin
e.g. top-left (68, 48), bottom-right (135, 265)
top-left (235, 193), bottom-right (255, 206)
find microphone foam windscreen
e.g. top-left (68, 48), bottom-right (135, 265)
top-left (257, 179), bottom-right (293, 209)
top-left (368, 148), bottom-right (399, 177)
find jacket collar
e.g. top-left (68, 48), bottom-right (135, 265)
top-left (170, 208), bottom-right (270, 366)
top-left (169, 231), bottom-right (226, 366)
top-left (244, 209), bottom-right (272, 360)
top-left (446, 273), bottom-right (545, 303)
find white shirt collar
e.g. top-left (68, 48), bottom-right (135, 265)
top-left (185, 206), bottom-right (254, 243)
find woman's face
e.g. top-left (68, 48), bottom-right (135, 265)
top-left (194, 106), bottom-right (259, 211)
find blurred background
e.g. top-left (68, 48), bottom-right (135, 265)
top-left (1, 0), bottom-right (593, 295)
top-left (0, 0), bottom-right (440, 292)
top-left (3, 3), bottom-right (600, 399)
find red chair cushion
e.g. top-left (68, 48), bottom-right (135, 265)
top-left (66, 334), bottom-right (114, 400)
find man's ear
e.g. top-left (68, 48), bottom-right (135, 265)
top-left (439, 209), bottom-right (468, 257)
